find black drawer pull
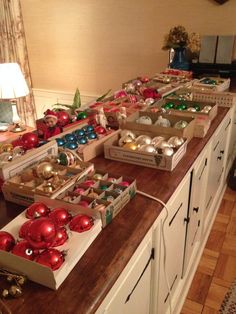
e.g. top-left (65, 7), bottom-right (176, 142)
top-left (193, 207), bottom-right (199, 213)
top-left (225, 118), bottom-right (231, 131)
top-left (125, 248), bottom-right (154, 304)
top-left (217, 156), bottom-right (222, 161)
top-left (184, 217), bottom-right (190, 224)
top-left (199, 158), bottom-right (208, 180)
top-left (220, 150), bottom-right (224, 155)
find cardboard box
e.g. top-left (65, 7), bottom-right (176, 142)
top-left (0, 209), bottom-right (102, 290)
top-left (2, 159), bottom-right (94, 206)
top-left (161, 69), bottom-right (193, 79)
top-left (0, 140), bottom-right (58, 181)
top-left (193, 77), bottom-right (230, 92)
top-left (36, 171), bottom-right (137, 228)
top-left (104, 130), bottom-right (187, 171)
top-left (122, 111), bottom-right (195, 142)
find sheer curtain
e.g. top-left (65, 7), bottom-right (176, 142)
top-left (0, 0), bottom-right (36, 127)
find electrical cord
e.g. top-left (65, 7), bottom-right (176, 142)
top-left (137, 190), bottom-right (172, 314)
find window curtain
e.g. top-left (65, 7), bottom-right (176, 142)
top-left (0, 0), bottom-right (36, 127)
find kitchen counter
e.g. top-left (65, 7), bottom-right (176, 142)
top-left (0, 106), bottom-right (229, 314)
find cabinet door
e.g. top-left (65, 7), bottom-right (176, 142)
top-left (183, 150), bottom-right (209, 274)
top-left (226, 107), bottom-right (236, 176)
top-left (101, 236), bottom-right (153, 314)
top-left (157, 174), bottom-right (190, 314)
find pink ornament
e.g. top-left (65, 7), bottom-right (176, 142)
top-left (49, 208), bottom-right (72, 227)
top-left (25, 202), bottom-right (50, 219)
top-left (35, 248), bottom-right (65, 271)
top-left (0, 231), bottom-right (15, 251)
top-left (119, 181), bottom-right (130, 187)
top-left (74, 187), bottom-right (86, 195)
top-left (83, 180), bottom-right (95, 187)
top-left (114, 90), bottom-right (127, 99)
top-left (95, 126), bottom-right (106, 135)
top-left (19, 220), bottom-right (34, 238)
top-left (12, 240), bottom-right (39, 261)
top-left (51, 227), bottom-right (68, 247)
top-left (107, 177), bottom-right (117, 183)
top-left (128, 95), bottom-right (138, 103)
top-left (69, 214), bottom-right (94, 233)
top-left (26, 217), bottom-right (57, 249)
top-left (139, 76), bottom-right (149, 83)
top-left (78, 200), bottom-right (89, 208)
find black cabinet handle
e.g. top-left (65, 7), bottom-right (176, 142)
top-left (220, 150), bottom-right (224, 155)
top-left (193, 207), bottom-right (199, 213)
top-left (125, 248), bottom-right (154, 304)
top-left (217, 156), bottom-right (222, 161)
top-left (225, 118), bottom-right (231, 131)
top-left (184, 217), bottom-right (190, 224)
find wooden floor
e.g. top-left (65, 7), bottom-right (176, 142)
top-left (181, 187), bottom-right (236, 314)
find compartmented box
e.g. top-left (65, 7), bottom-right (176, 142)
top-left (193, 77), bottom-right (230, 92)
top-left (0, 208), bottom-right (101, 290)
top-left (36, 170), bottom-right (137, 228)
top-left (104, 130), bottom-right (187, 171)
top-left (2, 157), bottom-right (94, 206)
top-left (0, 140), bottom-right (58, 181)
top-left (161, 68), bottom-right (193, 79)
top-left (122, 111), bottom-right (195, 142)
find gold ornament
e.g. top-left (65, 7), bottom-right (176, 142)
top-left (123, 142), bottom-right (138, 151)
top-left (135, 135), bottom-right (152, 146)
top-left (118, 135), bottom-right (133, 147)
top-left (138, 144), bottom-right (157, 153)
top-left (17, 275), bottom-right (27, 286)
top-left (9, 285), bottom-right (22, 298)
top-left (2, 289), bottom-right (9, 298)
top-left (36, 161), bottom-right (54, 180)
top-left (87, 189), bottom-right (99, 198)
top-left (0, 144), bottom-right (13, 153)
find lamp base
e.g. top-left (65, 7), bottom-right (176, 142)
top-left (10, 123), bottom-right (26, 133)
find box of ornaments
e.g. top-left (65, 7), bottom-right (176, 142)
top-left (0, 132), bottom-right (58, 181)
top-left (153, 98), bottom-right (218, 138)
top-left (192, 77), bottom-right (230, 92)
top-left (104, 129), bottom-right (187, 171)
top-left (122, 111), bottom-right (195, 143)
top-left (2, 154), bottom-right (94, 206)
top-left (0, 201), bottom-right (102, 290)
top-left (35, 169), bottom-right (137, 228)
top-left (52, 123), bottom-right (119, 162)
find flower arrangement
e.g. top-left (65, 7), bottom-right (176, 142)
top-left (162, 25), bottom-right (200, 53)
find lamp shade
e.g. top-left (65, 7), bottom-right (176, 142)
top-left (0, 63), bottom-right (29, 99)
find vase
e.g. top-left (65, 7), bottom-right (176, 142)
top-left (170, 47), bottom-right (189, 70)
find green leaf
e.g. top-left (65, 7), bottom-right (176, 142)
top-left (73, 88), bottom-right (81, 109)
top-left (96, 89), bottom-right (112, 102)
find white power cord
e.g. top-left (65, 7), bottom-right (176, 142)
top-left (137, 190), bottom-right (172, 314)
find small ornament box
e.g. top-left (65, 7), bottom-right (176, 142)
top-left (122, 111), bottom-right (195, 142)
top-left (2, 156), bottom-right (94, 206)
top-left (104, 129), bottom-right (187, 171)
top-left (35, 170), bottom-right (137, 228)
top-left (154, 98), bottom-right (218, 137)
top-left (0, 140), bottom-right (58, 181)
top-left (192, 77), bottom-right (230, 92)
top-left (0, 207), bottom-right (102, 290)
top-left (161, 68), bottom-right (193, 79)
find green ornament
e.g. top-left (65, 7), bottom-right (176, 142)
top-left (77, 112), bottom-right (87, 120)
top-left (163, 102), bottom-right (175, 110)
top-left (175, 104), bottom-right (186, 111)
top-left (194, 104), bottom-right (201, 112)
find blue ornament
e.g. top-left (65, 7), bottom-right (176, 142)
top-left (56, 138), bottom-right (66, 147)
top-left (75, 129), bottom-right (85, 137)
top-left (87, 132), bottom-right (97, 140)
top-left (65, 141), bottom-right (78, 150)
top-left (78, 137), bottom-right (88, 145)
top-left (85, 125), bottom-right (94, 133)
top-left (64, 133), bottom-right (76, 142)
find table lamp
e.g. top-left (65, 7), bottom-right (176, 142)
top-left (0, 63), bottom-right (29, 132)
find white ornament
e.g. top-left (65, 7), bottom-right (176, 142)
top-left (96, 107), bottom-right (108, 129)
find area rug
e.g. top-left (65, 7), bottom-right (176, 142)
top-left (220, 279), bottom-right (236, 313)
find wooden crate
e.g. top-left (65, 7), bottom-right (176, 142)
top-left (193, 77), bottom-right (230, 92)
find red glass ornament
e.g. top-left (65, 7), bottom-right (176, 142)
top-left (139, 76), bottom-right (149, 83)
top-left (73, 187), bottom-right (85, 195)
top-left (35, 248), bottom-right (65, 271)
top-left (51, 227), bottom-right (68, 247)
top-left (114, 90), bottom-right (127, 99)
top-left (21, 132), bottom-right (39, 150)
top-left (94, 126), bottom-right (106, 135)
top-left (0, 231), bottom-right (15, 251)
top-left (83, 180), bottom-right (95, 187)
top-left (26, 217), bottom-right (57, 249)
top-left (12, 240), bottom-right (39, 261)
top-left (11, 138), bottom-right (23, 148)
top-left (69, 214), bottom-right (94, 233)
top-left (77, 200), bottom-right (89, 208)
top-left (119, 181), bottom-right (130, 187)
top-left (25, 202), bottom-right (50, 219)
top-left (48, 208), bottom-right (72, 227)
top-left (57, 111), bottom-right (70, 127)
top-left (19, 220), bottom-right (34, 238)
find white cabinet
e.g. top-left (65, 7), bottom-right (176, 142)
top-left (225, 106), bottom-right (236, 176)
top-left (96, 231), bottom-right (153, 314)
top-left (155, 174), bottom-right (190, 314)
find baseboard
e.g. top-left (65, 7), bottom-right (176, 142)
top-left (33, 88), bottom-right (98, 119)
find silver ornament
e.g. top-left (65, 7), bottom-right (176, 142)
top-left (201, 109), bottom-right (209, 113)
top-left (151, 136), bottom-right (165, 147)
top-left (157, 140), bottom-right (171, 150)
top-left (168, 136), bottom-right (184, 148)
top-left (144, 98), bottom-right (155, 106)
top-left (187, 107), bottom-right (196, 112)
top-left (154, 116), bottom-right (171, 128)
top-left (135, 135), bottom-right (152, 146)
top-left (138, 144), bottom-right (157, 154)
top-left (174, 120), bottom-right (188, 129)
top-left (124, 83), bottom-right (136, 93)
top-left (162, 147), bottom-right (174, 156)
top-left (118, 135), bottom-right (133, 147)
top-left (120, 130), bottom-right (136, 140)
top-left (136, 116), bottom-right (153, 125)
top-left (203, 105), bottom-right (212, 112)
top-left (133, 80), bottom-right (142, 88)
